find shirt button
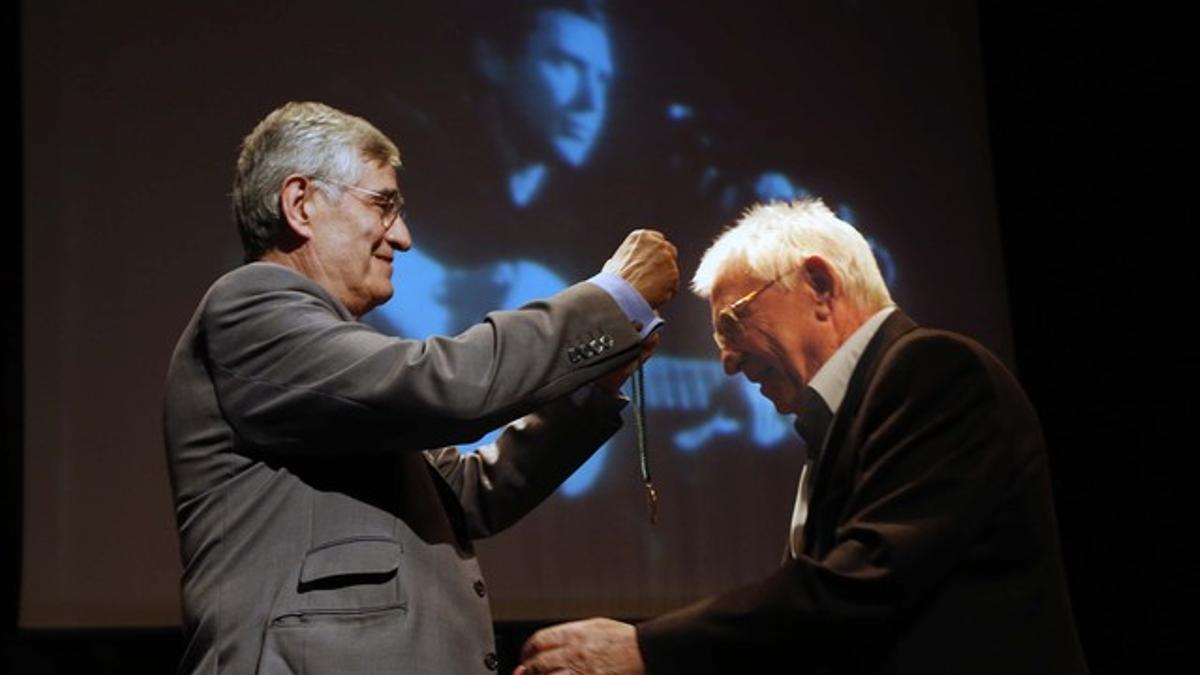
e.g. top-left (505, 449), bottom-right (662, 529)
top-left (474, 579), bottom-right (487, 597)
top-left (483, 652), bottom-right (499, 671)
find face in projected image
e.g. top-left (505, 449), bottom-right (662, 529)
top-left (496, 8), bottom-right (613, 168)
top-left (371, 5), bottom-right (865, 498)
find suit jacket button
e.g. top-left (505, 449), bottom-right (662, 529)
top-left (474, 579), bottom-right (487, 597)
top-left (484, 652), bottom-right (499, 671)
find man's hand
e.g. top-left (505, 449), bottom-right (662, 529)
top-left (602, 230), bottom-right (679, 309)
top-left (594, 333), bottom-right (661, 397)
top-left (516, 618), bottom-right (644, 675)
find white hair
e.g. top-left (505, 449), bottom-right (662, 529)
top-left (691, 198), bottom-right (892, 311)
top-left (232, 101), bottom-right (401, 261)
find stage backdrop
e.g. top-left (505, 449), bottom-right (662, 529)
top-left (21, 0), bottom-right (1007, 626)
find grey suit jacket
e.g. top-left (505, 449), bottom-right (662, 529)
top-left (164, 262), bottom-right (642, 674)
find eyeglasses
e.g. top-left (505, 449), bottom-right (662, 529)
top-left (713, 266), bottom-right (800, 349)
top-left (310, 176), bottom-right (406, 228)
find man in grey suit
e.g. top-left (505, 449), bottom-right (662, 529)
top-left (163, 101), bottom-right (678, 674)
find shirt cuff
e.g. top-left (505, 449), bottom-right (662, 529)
top-left (587, 271), bottom-right (664, 339)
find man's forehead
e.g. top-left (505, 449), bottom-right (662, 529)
top-left (710, 261), bottom-right (762, 304)
top-left (358, 158), bottom-right (399, 189)
top-left (530, 10), bottom-right (613, 72)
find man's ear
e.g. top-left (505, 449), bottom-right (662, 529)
top-left (279, 174), bottom-right (317, 242)
top-left (801, 256), bottom-right (838, 318)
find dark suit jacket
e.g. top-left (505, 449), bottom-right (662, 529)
top-left (163, 262), bottom-right (642, 674)
top-left (637, 311), bottom-right (1088, 674)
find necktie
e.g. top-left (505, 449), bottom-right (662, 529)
top-left (789, 388), bottom-right (833, 558)
top-left (796, 387), bottom-right (833, 461)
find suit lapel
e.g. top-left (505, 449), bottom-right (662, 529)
top-left (801, 310), bottom-right (918, 554)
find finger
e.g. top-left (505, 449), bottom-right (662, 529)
top-left (520, 634), bottom-right (542, 662)
top-left (640, 333), bottom-right (662, 359)
top-left (628, 228), bottom-right (651, 243)
top-left (664, 278), bottom-right (679, 301)
top-left (520, 651), bottom-right (573, 675)
top-left (515, 666), bottom-right (568, 675)
top-left (521, 626), bottom-right (566, 661)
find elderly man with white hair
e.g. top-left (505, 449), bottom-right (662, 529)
top-left (518, 198), bottom-right (1087, 675)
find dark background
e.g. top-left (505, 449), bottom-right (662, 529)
top-left (5, 2), bottom-right (1191, 673)
top-left (980, 3), bottom-right (1190, 672)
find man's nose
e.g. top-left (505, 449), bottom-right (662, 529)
top-left (386, 215), bottom-right (412, 252)
top-left (573, 69), bottom-right (606, 112)
top-left (577, 77), bottom-right (597, 110)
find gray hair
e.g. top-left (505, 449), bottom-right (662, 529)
top-left (692, 198), bottom-right (893, 312)
top-left (232, 101), bottom-right (401, 261)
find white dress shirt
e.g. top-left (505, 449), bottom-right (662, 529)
top-left (789, 306), bottom-right (896, 558)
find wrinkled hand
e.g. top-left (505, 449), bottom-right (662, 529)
top-left (516, 618), bottom-right (644, 675)
top-left (602, 229), bottom-right (679, 309)
top-left (593, 332), bottom-right (661, 397)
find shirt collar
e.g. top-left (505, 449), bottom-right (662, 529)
top-left (807, 306), bottom-right (896, 416)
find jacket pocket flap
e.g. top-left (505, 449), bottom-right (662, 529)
top-left (300, 537), bottom-right (401, 584)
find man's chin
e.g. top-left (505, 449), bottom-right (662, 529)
top-left (771, 398), bottom-right (798, 415)
top-left (553, 136), bottom-right (595, 167)
top-left (761, 388), bottom-right (798, 415)
top-left (368, 284), bottom-right (394, 311)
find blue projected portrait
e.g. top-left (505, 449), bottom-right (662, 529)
top-left (366, 1), bottom-right (901, 499)
top-left (476, 1), bottom-right (613, 206)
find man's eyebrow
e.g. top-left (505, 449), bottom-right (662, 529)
top-left (370, 188), bottom-right (402, 204)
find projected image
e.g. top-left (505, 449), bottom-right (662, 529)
top-left (21, 0), bottom-right (1007, 629)
top-left (478, 2), bottom-right (613, 194)
top-left (363, 0), bottom-right (900, 497)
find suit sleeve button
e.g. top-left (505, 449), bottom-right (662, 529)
top-left (474, 579), bottom-right (487, 597)
top-left (484, 652), bottom-right (499, 670)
